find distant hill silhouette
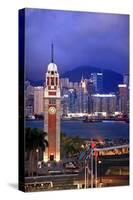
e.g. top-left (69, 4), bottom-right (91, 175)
top-left (29, 65), bottom-right (123, 93)
top-left (61, 66), bottom-right (123, 93)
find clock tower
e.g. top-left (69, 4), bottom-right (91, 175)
top-left (43, 43), bottom-right (61, 162)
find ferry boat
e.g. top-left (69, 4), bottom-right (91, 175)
top-left (83, 117), bottom-right (102, 123)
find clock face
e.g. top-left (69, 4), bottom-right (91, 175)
top-left (48, 106), bottom-right (56, 114)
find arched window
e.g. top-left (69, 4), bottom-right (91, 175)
top-left (51, 78), bottom-right (54, 85)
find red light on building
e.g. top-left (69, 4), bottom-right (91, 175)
top-left (91, 142), bottom-right (96, 149)
top-left (94, 151), bottom-right (98, 157)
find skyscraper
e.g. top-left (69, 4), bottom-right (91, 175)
top-left (68, 89), bottom-right (77, 113)
top-left (34, 86), bottom-right (44, 115)
top-left (43, 43), bottom-right (61, 162)
top-left (87, 79), bottom-right (95, 113)
top-left (60, 78), bottom-right (69, 89)
top-left (91, 73), bottom-right (103, 93)
top-left (25, 81), bottom-right (34, 117)
top-left (118, 84), bottom-right (128, 114)
top-left (77, 76), bottom-right (88, 113)
top-left (91, 94), bottom-right (116, 115)
top-left (73, 82), bottom-right (79, 91)
top-left (123, 74), bottom-right (129, 87)
top-left (61, 93), bottom-right (69, 116)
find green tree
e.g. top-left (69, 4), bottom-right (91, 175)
top-left (25, 128), bottom-right (48, 176)
top-left (61, 132), bottom-right (85, 158)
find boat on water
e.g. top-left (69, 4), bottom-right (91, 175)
top-left (83, 117), bottom-right (102, 123)
top-left (83, 117), bottom-right (129, 123)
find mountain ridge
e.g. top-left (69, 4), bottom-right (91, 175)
top-left (29, 65), bottom-right (123, 93)
top-left (61, 65), bottom-right (123, 93)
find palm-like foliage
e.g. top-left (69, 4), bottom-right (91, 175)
top-left (26, 128), bottom-right (48, 151)
top-left (25, 128), bottom-right (48, 176)
top-left (61, 132), bottom-right (85, 158)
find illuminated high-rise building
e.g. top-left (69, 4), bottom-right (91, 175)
top-left (68, 89), bottom-right (77, 113)
top-left (34, 86), bottom-right (43, 115)
top-left (118, 84), bottom-right (128, 114)
top-left (91, 72), bottom-right (103, 93)
top-left (25, 81), bottom-right (34, 117)
top-left (87, 79), bottom-right (95, 113)
top-left (77, 75), bottom-right (88, 113)
top-left (91, 94), bottom-right (116, 115)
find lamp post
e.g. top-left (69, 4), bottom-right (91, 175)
top-left (98, 160), bottom-right (102, 187)
top-left (95, 152), bottom-right (98, 188)
top-left (84, 159), bottom-right (90, 188)
top-left (36, 149), bottom-right (39, 176)
top-left (91, 149), bottom-right (93, 188)
top-left (86, 161), bottom-right (89, 188)
top-left (84, 159), bottom-right (87, 188)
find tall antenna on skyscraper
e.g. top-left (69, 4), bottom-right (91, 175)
top-left (81, 73), bottom-right (84, 81)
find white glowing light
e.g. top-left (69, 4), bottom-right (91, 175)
top-left (97, 73), bottom-right (103, 75)
top-left (92, 94), bottom-right (116, 97)
top-left (118, 84), bottom-right (127, 88)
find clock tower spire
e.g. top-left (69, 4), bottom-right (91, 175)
top-left (51, 42), bottom-right (54, 63)
top-left (43, 43), bottom-right (61, 162)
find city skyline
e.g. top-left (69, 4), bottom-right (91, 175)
top-left (25, 72), bottom-right (129, 118)
top-left (25, 8), bottom-right (129, 81)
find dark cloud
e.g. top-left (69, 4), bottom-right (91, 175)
top-left (25, 8), bottom-right (129, 81)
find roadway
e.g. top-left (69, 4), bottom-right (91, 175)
top-left (24, 153), bottom-right (129, 191)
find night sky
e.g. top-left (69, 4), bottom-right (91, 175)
top-left (25, 8), bottom-right (129, 81)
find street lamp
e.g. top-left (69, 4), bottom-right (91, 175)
top-left (84, 159), bottom-right (89, 189)
top-left (95, 152), bottom-right (98, 188)
top-left (36, 149), bottom-right (39, 176)
top-left (98, 160), bottom-right (102, 187)
top-left (91, 149), bottom-right (94, 188)
top-left (84, 159), bottom-right (87, 188)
